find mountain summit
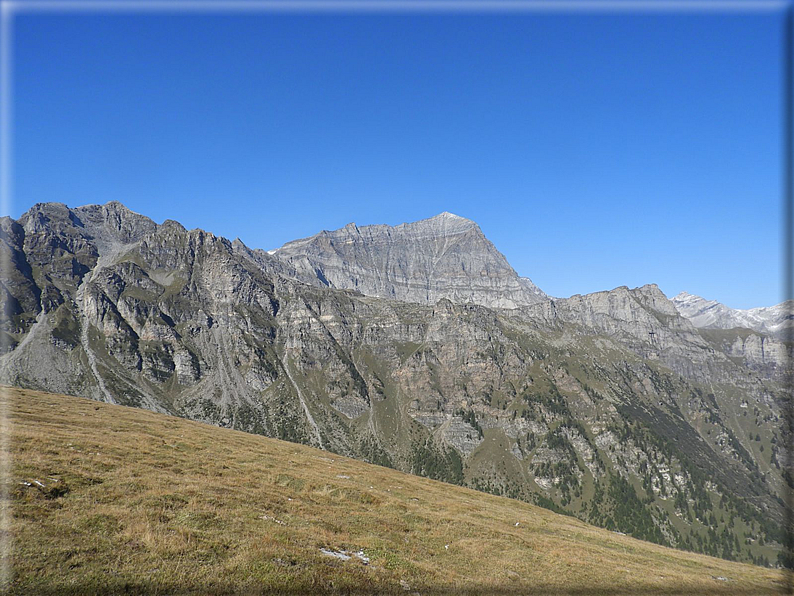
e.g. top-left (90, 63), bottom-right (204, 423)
top-left (272, 212), bottom-right (547, 309)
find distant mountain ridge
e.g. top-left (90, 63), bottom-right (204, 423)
top-left (271, 211), bottom-right (547, 309)
top-left (672, 291), bottom-right (793, 338)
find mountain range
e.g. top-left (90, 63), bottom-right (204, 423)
top-left (0, 201), bottom-right (789, 567)
top-left (672, 291), bottom-right (792, 339)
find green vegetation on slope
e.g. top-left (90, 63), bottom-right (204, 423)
top-left (4, 387), bottom-right (787, 595)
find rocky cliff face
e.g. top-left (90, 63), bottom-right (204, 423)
top-left (672, 292), bottom-right (791, 375)
top-left (271, 212), bottom-right (546, 309)
top-left (0, 201), bottom-right (787, 567)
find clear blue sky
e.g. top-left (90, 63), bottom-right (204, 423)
top-left (9, 6), bottom-right (787, 308)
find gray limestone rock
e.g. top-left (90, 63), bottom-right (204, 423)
top-left (271, 212), bottom-right (547, 309)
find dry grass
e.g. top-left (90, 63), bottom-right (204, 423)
top-left (2, 386), bottom-right (788, 595)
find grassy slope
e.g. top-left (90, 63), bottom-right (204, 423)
top-left (4, 387), bottom-right (787, 595)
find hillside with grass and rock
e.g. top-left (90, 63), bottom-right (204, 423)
top-left (5, 387), bottom-right (788, 595)
top-left (0, 202), bottom-right (790, 568)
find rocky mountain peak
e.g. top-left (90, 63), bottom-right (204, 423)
top-left (18, 201), bottom-right (158, 254)
top-left (74, 202), bottom-right (158, 248)
top-left (272, 212), bottom-right (545, 309)
top-left (396, 212), bottom-right (479, 238)
top-left (424, 210), bottom-right (476, 224)
top-left (18, 202), bottom-right (79, 234)
top-left (161, 219), bottom-right (187, 233)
